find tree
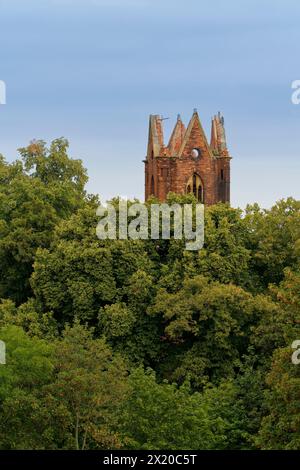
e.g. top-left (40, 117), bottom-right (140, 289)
top-left (31, 204), bottom-right (154, 327)
top-left (46, 322), bottom-right (129, 450)
top-left (251, 268), bottom-right (300, 365)
top-left (244, 198), bottom-right (300, 287)
top-left (0, 298), bottom-right (57, 339)
top-left (0, 322), bottom-right (129, 449)
top-left (143, 198), bottom-right (254, 294)
top-left (257, 347), bottom-right (300, 449)
top-left (195, 203), bottom-right (252, 288)
top-left (0, 325), bottom-right (55, 449)
top-left (119, 367), bottom-right (225, 450)
top-left (148, 275), bottom-right (277, 386)
top-left (0, 139), bottom-right (88, 302)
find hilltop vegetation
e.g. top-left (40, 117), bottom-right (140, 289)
top-left (0, 139), bottom-right (299, 450)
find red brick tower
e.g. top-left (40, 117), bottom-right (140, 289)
top-left (144, 109), bottom-right (231, 205)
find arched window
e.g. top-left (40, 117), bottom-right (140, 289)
top-left (186, 173), bottom-right (204, 203)
top-left (198, 185), bottom-right (203, 202)
top-left (151, 175), bottom-right (155, 195)
top-left (193, 174), bottom-right (197, 195)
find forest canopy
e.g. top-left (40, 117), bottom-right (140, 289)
top-left (0, 139), bottom-right (299, 450)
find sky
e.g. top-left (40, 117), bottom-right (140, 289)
top-left (0, 0), bottom-right (299, 208)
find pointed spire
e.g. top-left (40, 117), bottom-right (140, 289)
top-left (168, 114), bottom-right (186, 156)
top-left (147, 114), bottom-right (164, 158)
top-left (178, 109), bottom-right (212, 158)
top-left (210, 112), bottom-right (228, 154)
top-left (210, 116), bottom-right (218, 152)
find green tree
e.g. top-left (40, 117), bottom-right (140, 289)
top-left (0, 325), bottom-right (55, 449)
top-left (149, 275), bottom-right (277, 386)
top-left (119, 367), bottom-right (225, 450)
top-left (31, 204), bottom-right (154, 328)
top-left (257, 347), bottom-right (300, 449)
top-left (252, 268), bottom-right (300, 364)
top-left (0, 298), bottom-right (57, 339)
top-left (46, 322), bottom-right (129, 449)
top-left (0, 323), bottom-right (129, 449)
top-left (244, 198), bottom-right (300, 287)
top-left (0, 139), bottom-right (87, 302)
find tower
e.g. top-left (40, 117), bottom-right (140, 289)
top-left (144, 109), bottom-right (231, 205)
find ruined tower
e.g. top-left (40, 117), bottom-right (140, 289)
top-left (144, 109), bottom-right (231, 205)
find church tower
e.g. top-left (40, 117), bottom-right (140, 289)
top-left (144, 109), bottom-right (231, 205)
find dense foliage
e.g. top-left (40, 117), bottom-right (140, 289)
top-left (0, 139), bottom-right (299, 449)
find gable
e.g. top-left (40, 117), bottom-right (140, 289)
top-left (178, 111), bottom-right (213, 159)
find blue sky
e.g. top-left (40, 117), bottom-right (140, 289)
top-left (0, 0), bottom-right (299, 207)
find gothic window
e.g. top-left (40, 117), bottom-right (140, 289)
top-left (220, 169), bottom-right (224, 180)
top-left (186, 173), bottom-right (204, 203)
top-left (198, 185), bottom-right (203, 202)
top-left (151, 176), bottom-right (155, 195)
top-left (193, 174), bottom-right (197, 195)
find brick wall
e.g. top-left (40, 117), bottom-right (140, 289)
top-left (144, 111), bottom-right (231, 205)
